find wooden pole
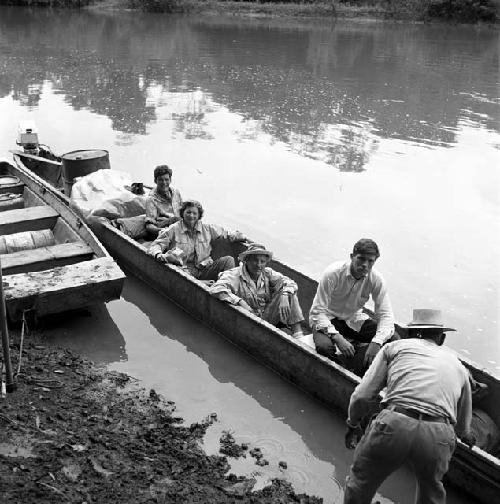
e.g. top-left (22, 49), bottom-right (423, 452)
top-left (0, 256), bottom-right (16, 393)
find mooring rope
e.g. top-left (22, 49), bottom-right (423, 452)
top-left (16, 310), bottom-right (29, 377)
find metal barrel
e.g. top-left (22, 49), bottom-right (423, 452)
top-left (61, 149), bottom-right (110, 197)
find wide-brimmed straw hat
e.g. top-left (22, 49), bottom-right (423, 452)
top-left (238, 244), bottom-right (273, 262)
top-left (405, 309), bottom-right (456, 332)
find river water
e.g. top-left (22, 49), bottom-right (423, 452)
top-left (0, 6), bottom-right (498, 503)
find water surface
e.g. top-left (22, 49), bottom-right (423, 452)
top-left (0, 7), bottom-right (497, 502)
top-left (1, 9), bottom-right (497, 370)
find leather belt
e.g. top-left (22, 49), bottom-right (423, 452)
top-left (387, 405), bottom-right (449, 423)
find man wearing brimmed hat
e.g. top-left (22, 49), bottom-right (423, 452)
top-left (210, 244), bottom-right (305, 337)
top-left (343, 308), bottom-right (475, 504)
top-left (309, 238), bottom-right (395, 375)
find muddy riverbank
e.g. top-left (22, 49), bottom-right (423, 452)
top-left (0, 331), bottom-right (322, 503)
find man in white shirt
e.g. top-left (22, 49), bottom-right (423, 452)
top-left (309, 238), bottom-right (395, 375)
top-left (343, 309), bottom-right (475, 504)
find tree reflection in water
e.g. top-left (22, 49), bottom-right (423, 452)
top-left (0, 7), bottom-right (498, 172)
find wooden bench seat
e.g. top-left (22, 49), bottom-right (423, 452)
top-left (0, 205), bottom-right (58, 235)
top-left (3, 257), bottom-right (125, 321)
top-left (1, 242), bottom-right (94, 275)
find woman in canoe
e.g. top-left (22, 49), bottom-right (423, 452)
top-left (149, 199), bottom-right (246, 281)
top-left (210, 244), bottom-right (305, 338)
top-left (145, 165), bottom-right (183, 238)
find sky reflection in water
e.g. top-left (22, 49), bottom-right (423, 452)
top-left (1, 8), bottom-right (497, 369)
top-left (1, 7), bottom-right (497, 503)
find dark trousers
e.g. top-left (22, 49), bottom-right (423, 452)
top-left (197, 256), bottom-right (235, 281)
top-left (332, 318), bottom-right (377, 343)
top-left (313, 318), bottom-right (396, 376)
top-left (344, 409), bottom-right (455, 504)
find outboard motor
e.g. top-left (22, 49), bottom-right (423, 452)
top-left (16, 120), bottom-right (40, 155)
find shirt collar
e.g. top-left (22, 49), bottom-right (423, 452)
top-left (179, 220), bottom-right (202, 234)
top-left (241, 263), bottom-right (263, 284)
top-left (344, 260), bottom-right (356, 279)
top-left (152, 186), bottom-right (173, 202)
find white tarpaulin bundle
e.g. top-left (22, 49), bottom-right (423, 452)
top-left (70, 169), bottom-right (148, 220)
top-left (70, 169), bottom-right (150, 240)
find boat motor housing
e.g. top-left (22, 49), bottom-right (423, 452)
top-left (17, 120), bottom-right (39, 150)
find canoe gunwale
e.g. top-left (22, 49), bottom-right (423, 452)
top-left (91, 217), bottom-right (500, 504)
top-left (94, 219), bottom-right (361, 400)
top-left (12, 149), bottom-right (498, 502)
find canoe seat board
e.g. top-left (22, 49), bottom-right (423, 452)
top-left (1, 242), bottom-right (94, 275)
top-left (0, 195), bottom-right (24, 211)
top-left (3, 256), bottom-right (124, 320)
top-left (0, 205), bottom-right (59, 235)
top-left (0, 179), bottom-right (23, 195)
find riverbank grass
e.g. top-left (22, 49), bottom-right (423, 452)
top-left (2, 0), bottom-right (498, 22)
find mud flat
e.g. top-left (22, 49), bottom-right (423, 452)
top-left (0, 333), bottom-right (322, 503)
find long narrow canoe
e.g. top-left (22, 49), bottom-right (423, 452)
top-left (0, 158), bottom-right (125, 321)
top-left (86, 217), bottom-right (499, 503)
top-left (9, 149), bottom-right (63, 190)
top-left (13, 151), bottom-right (500, 502)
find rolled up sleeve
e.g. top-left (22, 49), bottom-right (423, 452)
top-left (149, 228), bottom-right (173, 257)
top-left (210, 269), bottom-right (241, 305)
top-left (309, 275), bottom-right (335, 332)
top-left (456, 372), bottom-right (473, 438)
top-left (371, 279), bottom-right (395, 346)
top-left (145, 198), bottom-right (159, 225)
top-left (348, 347), bottom-right (388, 425)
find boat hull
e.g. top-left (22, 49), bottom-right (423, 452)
top-left (0, 159), bottom-right (125, 320)
top-left (90, 218), bottom-right (500, 504)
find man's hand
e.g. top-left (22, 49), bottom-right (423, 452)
top-left (364, 342), bottom-right (381, 367)
top-left (237, 299), bottom-right (253, 312)
top-left (278, 295), bottom-right (291, 322)
top-left (165, 253), bottom-right (183, 266)
top-left (332, 333), bottom-right (355, 358)
top-left (155, 253), bottom-right (169, 263)
top-left (345, 422), bottom-right (363, 449)
top-left (461, 432), bottom-right (476, 449)
top-left (198, 257), bottom-right (214, 269)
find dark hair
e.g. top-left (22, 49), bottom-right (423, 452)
top-left (180, 200), bottom-right (204, 219)
top-left (408, 327), bottom-right (444, 340)
top-left (154, 165), bottom-right (172, 182)
top-left (352, 238), bottom-right (380, 257)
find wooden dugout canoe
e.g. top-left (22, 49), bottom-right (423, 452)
top-left (13, 151), bottom-right (500, 502)
top-left (85, 216), bottom-right (500, 503)
top-left (0, 158), bottom-right (125, 321)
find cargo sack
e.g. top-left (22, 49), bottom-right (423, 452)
top-left (115, 214), bottom-right (147, 239)
top-left (0, 230), bottom-right (55, 254)
top-left (70, 169), bottom-right (132, 219)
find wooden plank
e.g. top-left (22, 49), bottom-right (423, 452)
top-left (3, 257), bottom-right (124, 320)
top-left (1, 242), bottom-right (94, 275)
top-left (11, 156), bottom-right (108, 259)
top-left (0, 195), bottom-right (24, 211)
top-left (0, 172), bottom-right (24, 194)
top-left (0, 206), bottom-right (58, 235)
